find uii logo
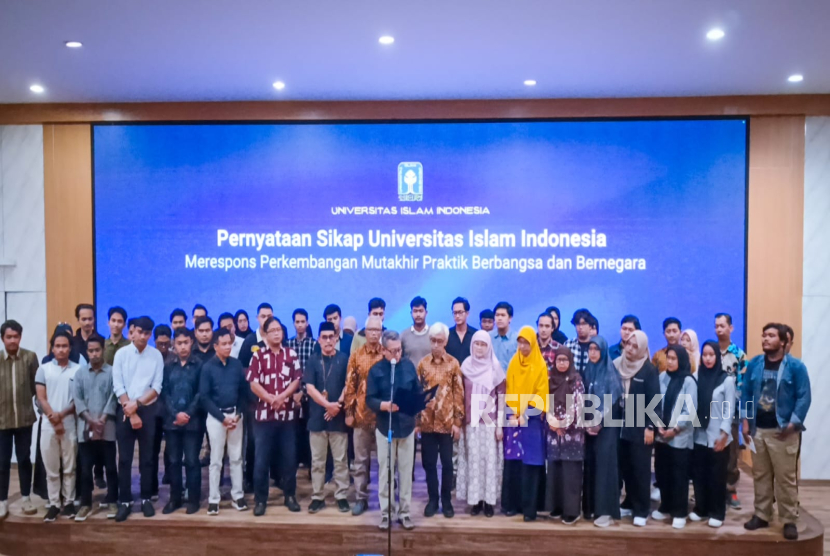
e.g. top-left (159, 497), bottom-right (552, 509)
top-left (398, 162), bottom-right (423, 202)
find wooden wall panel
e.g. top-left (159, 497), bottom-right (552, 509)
top-left (43, 124), bottom-right (93, 328)
top-left (746, 116), bottom-right (805, 357)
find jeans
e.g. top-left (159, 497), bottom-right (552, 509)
top-left (165, 429), bottom-right (202, 504)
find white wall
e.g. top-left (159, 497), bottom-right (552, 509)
top-left (801, 116), bottom-right (830, 480)
top-left (0, 125), bottom-right (47, 359)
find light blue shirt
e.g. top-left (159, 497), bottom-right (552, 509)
top-left (490, 329), bottom-right (518, 371)
top-left (112, 344), bottom-right (163, 402)
top-left (694, 375), bottom-right (736, 448)
top-left (657, 373), bottom-right (698, 449)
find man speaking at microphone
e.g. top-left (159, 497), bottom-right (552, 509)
top-left (366, 330), bottom-right (421, 531)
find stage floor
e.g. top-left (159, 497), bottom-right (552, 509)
top-left (0, 451), bottom-right (823, 555)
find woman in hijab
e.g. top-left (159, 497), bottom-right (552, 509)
top-left (233, 310), bottom-right (253, 339)
top-left (457, 330), bottom-right (506, 518)
top-left (545, 306), bottom-right (569, 344)
top-left (544, 345), bottom-right (585, 525)
top-left (614, 330), bottom-right (660, 527)
top-left (502, 326), bottom-right (549, 521)
top-left (690, 340), bottom-right (735, 528)
top-left (653, 345), bottom-right (698, 529)
top-left (582, 336), bottom-right (624, 527)
top-left (680, 329), bottom-right (700, 374)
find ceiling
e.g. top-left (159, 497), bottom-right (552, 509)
top-left (1, 0), bottom-right (828, 103)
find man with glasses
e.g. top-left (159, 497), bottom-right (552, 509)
top-left (343, 316), bottom-right (384, 516)
top-left (446, 297), bottom-right (477, 364)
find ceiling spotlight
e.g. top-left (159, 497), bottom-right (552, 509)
top-left (524, 80), bottom-right (537, 86)
top-left (706, 28), bottom-right (725, 41)
top-left (29, 84), bottom-right (45, 94)
top-left (65, 41), bottom-right (83, 48)
top-left (379, 35), bottom-right (395, 45)
top-left (788, 74), bottom-right (804, 83)
top-left (272, 81), bottom-right (286, 90)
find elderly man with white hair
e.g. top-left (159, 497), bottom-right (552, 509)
top-left (415, 322), bottom-right (465, 519)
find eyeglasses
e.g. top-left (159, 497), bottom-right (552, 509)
top-left (452, 310), bottom-right (467, 316)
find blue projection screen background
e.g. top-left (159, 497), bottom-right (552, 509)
top-left (93, 119), bottom-right (747, 346)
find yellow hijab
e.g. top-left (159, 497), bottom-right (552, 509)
top-left (506, 326), bottom-right (549, 415)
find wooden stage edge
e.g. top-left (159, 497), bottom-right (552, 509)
top-left (0, 461), bottom-right (823, 556)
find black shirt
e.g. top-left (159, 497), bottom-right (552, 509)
top-left (757, 356), bottom-right (782, 429)
top-left (74, 328), bottom-right (95, 361)
top-left (191, 345), bottom-right (216, 366)
top-left (366, 358), bottom-right (420, 439)
top-left (161, 357), bottom-right (202, 431)
top-left (303, 351), bottom-right (349, 433)
top-left (199, 355), bottom-right (250, 421)
top-left (238, 333), bottom-right (265, 368)
top-left (446, 325), bottom-right (477, 365)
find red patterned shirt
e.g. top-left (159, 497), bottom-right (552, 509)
top-left (246, 345), bottom-right (302, 422)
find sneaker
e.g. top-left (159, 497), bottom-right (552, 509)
top-left (651, 510), bottom-right (668, 521)
top-left (43, 505), bottom-right (61, 522)
top-left (620, 508), bottom-right (633, 518)
top-left (378, 516), bottom-right (390, 530)
top-left (783, 523), bottom-right (798, 540)
top-left (689, 512), bottom-right (704, 522)
top-left (142, 499), bottom-right (155, 518)
top-left (424, 499), bottom-right (438, 517)
top-left (95, 477), bottom-right (107, 490)
top-left (744, 515), bottom-right (769, 531)
top-left (633, 516), bottom-right (648, 527)
top-left (207, 503), bottom-right (219, 516)
top-left (61, 504), bottom-right (77, 519)
top-left (284, 496), bottom-right (301, 512)
top-left (337, 499), bottom-right (350, 513)
top-left (20, 497), bottom-right (37, 516)
top-left (232, 498), bottom-right (249, 512)
top-left (399, 515), bottom-right (415, 530)
top-left (351, 499), bottom-right (367, 516)
top-left (114, 503), bottom-right (131, 522)
top-left (650, 487), bottom-right (661, 502)
top-left (253, 502), bottom-right (266, 517)
top-left (75, 505), bottom-right (93, 521)
top-left (729, 493), bottom-right (742, 510)
top-left (594, 515), bottom-right (613, 528)
top-left (106, 503), bottom-right (119, 519)
top-left (308, 499), bottom-right (325, 514)
top-left (0, 500), bottom-right (7, 520)
top-left (562, 515), bottom-right (581, 525)
top-left (672, 517), bottom-right (687, 529)
top-left (162, 501), bottom-right (182, 515)
top-left (708, 518), bottom-right (723, 528)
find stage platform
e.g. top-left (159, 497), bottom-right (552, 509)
top-left (0, 456), bottom-right (823, 556)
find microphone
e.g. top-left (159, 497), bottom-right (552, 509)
top-left (388, 358), bottom-right (397, 442)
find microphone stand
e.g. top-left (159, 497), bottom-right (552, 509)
top-left (387, 358), bottom-right (396, 556)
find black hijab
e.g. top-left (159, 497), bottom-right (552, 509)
top-left (550, 345), bottom-right (580, 414)
top-left (662, 344), bottom-right (693, 426)
top-left (234, 310), bottom-right (253, 339)
top-left (548, 306), bottom-right (568, 344)
top-left (696, 340), bottom-right (726, 429)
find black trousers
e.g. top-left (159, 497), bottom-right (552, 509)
top-left (254, 420), bottom-right (297, 503)
top-left (244, 407), bottom-right (255, 486)
top-left (521, 463), bottom-right (544, 520)
top-left (0, 426), bottom-right (33, 500)
top-left (116, 404), bottom-right (157, 503)
top-left (78, 441), bottom-right (118, 506)
top-left (583, 426), bottom-right (621, 519)
top-left (619, 438), bottom-right (653, 518)
top-left (165, 429), bottom-right (202, 504)
top-left (545, 460), bottom-right (582, 518)
top-left (296, 399), bottom-right (311, 468)
top-left (655, 443), bottom-right (691, 518)
top-left (421, 432), bottom-right (453, 505)
top-left (502, 459), bottom-right (522, 513)
top-left (150, 415), bottom-right (170, 494)
top-left (692, 443), bottom-right (729, 521)
top-left (501, 459), bottom-right (544, 519)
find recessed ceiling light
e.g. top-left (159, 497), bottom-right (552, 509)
top-left (788, 74), bottom-right (804, 83)
top-left (29, 84), bottom-right (45, 94)
top-left (524, 80), bottom-right (537, 86)
top-left (378, 35), bottom-right (395, 45)
top-left (706, 28), bottom-right (725, 41)
top-left (272, 81), bottom-right (286, 90)
top-left (65, 41), bottom-right (83, 48)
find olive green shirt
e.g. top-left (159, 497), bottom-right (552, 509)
top-left (104, 336), bottom-right (131, 366)
top-left (0, 348), bottom-right (39, 430)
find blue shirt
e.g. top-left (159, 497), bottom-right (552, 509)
top-left (490, 329), bottom-right (518, 371)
